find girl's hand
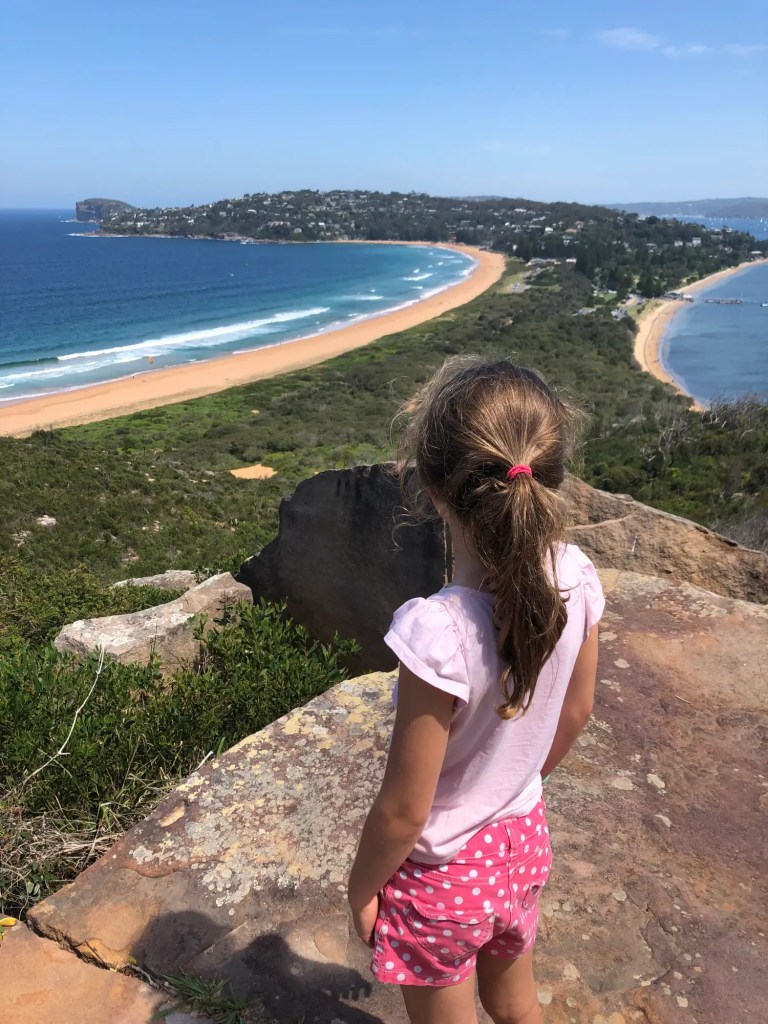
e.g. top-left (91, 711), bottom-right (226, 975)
top-left (351, 895), bottom-right (380, 947)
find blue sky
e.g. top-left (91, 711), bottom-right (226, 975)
top-left (1, 0), bottom-right (766, 208)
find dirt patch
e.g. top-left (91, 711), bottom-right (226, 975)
top-left (229, 464), bottom-right (276, 480)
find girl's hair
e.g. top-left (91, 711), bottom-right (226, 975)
top-left (396, 356), bottom-right (581, 718)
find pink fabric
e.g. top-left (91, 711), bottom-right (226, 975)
top-left (372, 801), bottom-right (553, 986)
top-left (384, 543), bottom-right (604, 863)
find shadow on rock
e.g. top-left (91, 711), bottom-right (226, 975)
top-left (136, 911), bottom-right (385, 1024)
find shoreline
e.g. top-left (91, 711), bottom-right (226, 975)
top-left (633, 258), bottom-right (768, 410)
top-left (0, 243), bottom-right (505, 437)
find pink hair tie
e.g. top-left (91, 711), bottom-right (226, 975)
top-left (506, 464), bottom-right (532, 481)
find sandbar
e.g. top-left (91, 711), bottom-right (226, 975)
top-left (633, 258), bottom-right (768, 410)
top-left (0, 244), bottom-right (505, 437)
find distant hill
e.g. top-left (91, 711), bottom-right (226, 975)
top-left (76, 198), bottom-right (136, 223)
top-left (610, 198), bottom-right (768, 219)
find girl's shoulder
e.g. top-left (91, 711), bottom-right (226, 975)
top-left (557, 543), bottom-right (605, 636)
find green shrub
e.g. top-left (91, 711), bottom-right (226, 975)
top-left (0, 601), bottom-right (358, 916)
top-left (0, 555), bottom-right (182, 653)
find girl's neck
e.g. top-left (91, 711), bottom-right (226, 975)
top-left (447, 517), bottom-right (487, 591)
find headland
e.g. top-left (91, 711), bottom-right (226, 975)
top-left (633, 258), bottom-right (768, 409)
top-left (0, 243), bottom-right (504, 437)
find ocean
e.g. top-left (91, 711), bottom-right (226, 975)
top-left (0, 210), bottom-right (476, 405)
top-left (655, 215), bottom-right (768, 406)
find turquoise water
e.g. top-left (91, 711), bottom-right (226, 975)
top-left (0, 211), bottom-right (475, 404)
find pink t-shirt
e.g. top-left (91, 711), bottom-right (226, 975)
top-left (384, 543), bottom-right (605, 864)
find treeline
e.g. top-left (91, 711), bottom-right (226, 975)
top-left (98, 189), bottom-right (767, 301)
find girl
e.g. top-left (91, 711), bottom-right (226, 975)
top-left (347, 358), bottom-right (604, 1024)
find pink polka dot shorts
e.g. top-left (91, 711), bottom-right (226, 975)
top-left (371, 800), bottom-right (552, 987)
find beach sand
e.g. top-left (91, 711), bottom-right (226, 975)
top-left (633, 258), bottom-right (768, 410)
top-left (0, 243), bottom-right (505, 437)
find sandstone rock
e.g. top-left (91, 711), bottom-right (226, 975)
top-left (30, 571), bottom-right (768, 1023)
top-left (55, 573), bottom-right (251, 671)
top-left (563, 474), bottom-right (768, 604)
top-left (238, 464), bottom-right (450, 672)
top-left (0, 923), bottom-right (182, 1024)
top-left (113, 569), bottom-right (198, 593)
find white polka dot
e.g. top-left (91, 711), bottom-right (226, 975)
top-left (427, 936), bottom-right (436, 944)
top-left (397, 972), bottom-right (406, 982)
top-left (437, 902), bottom-right (446, 909)
top-left (525, 817), bottom-right (531, 826)
top-left (472, 887), bottom-right (481, 895)
top-left (472, 928), bottom-right (482, 936)
top-left (372, 964), bottom-right (378, 972)
top-left (469, 869), bottom-right (478, 878)
top-left (513, 884), bottom-right (518, 892)
top-left (442, 881), bottom-right (452, 889)
top-left (469, 918), bottom-right (478, 924)
top-left (425, 885), bottom-right (434, 894)
top-left (385, 960), bottom-right (394, 969)
top-left (391, 940), bottom-right (400, 948)
top-left (453, 974), bottom-right (460, 981)
top-left (390, 908), bottom-right (397, 916)
top-left (381, 924), bottom-right (389, 934)
top-left (454, 896), bottom-right (464, 904)
top-left (489, 876), bottom-right (496, 884)
top-left (484, 834), bottom-right (492, 843)
top-left (394, 889), bottom-right (402, 899)
top-left (403, 953), bottom-right (411, 961)
top-left (443, 928), bottom-right (453, 936)
top-left (519, 866), bottom-right (525, 874)
top-left (413, 868), bottom-right (422, 877)
top-left (427, 976), bottom-right (434, 983)
top-left (531, 867), bottom-right (537, 875)
top-left (409, 888), bottom-right (417, 896)
top-left (456, 910), bottom-right (464, 916)
top-left (498, 889), bottom-right (505, 898)
top-left (486, 859), bottom-right (494, 867)
top-left (399, 871), bottom-right (407, 879)
top-left (524, 845), bottom-right (529, 853)
top-left (520, 833), bottom-right (525, 841)
top-left (491, 949), bottom-right (499, 956)
top-left (504, 901), bottom-right (510, 909)
top-left (414, 965), bottom-right (422, 974)
top-left (475, 850), bottom-right (482, 858)
top-left (398, 927), bottom-right (404, 935)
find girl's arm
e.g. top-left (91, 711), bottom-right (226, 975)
top-left (347, 664), bottom-right (453, 939)
top-left (541, 624), bottom-right (599, 779)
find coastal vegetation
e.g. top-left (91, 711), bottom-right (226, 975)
top-left (3, 196), bottom-right (766, 919)
top-left (98, 189), bottom-right (766, 302)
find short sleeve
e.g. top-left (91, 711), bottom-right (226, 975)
top-left (577, 551), bottom-right (605, 640)
top-left (384, 597), bottom-right (469, 705)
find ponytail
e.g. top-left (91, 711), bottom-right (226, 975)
top-left (396, 357), bottom-right (579, 717)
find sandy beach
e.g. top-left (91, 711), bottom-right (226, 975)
top-left (0, 243), bottom-right (505, 437)
top-left (633, 258), bottom-right (768, 409)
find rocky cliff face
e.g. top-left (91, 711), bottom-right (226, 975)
top-left (75, 198), bottom-right (135, 223)
top-left (238, 464), bottom-right (451, 672)
top-left (21, 571), bottom-right (768, 1023)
